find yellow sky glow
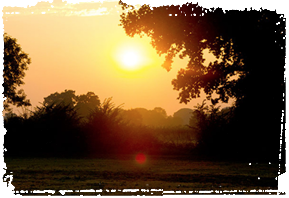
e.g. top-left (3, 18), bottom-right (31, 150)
top-left (2, 0), bottom-right (233, 116)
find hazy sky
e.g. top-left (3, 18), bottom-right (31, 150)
top-left (1, 0), bottom-right (285, 115)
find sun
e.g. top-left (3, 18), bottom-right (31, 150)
top-left (120, 49), bottom-right (141, 70)
top-left (113, 40), bottom-right (152, 73)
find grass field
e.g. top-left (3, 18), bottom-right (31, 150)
top-left (4, 155), bottom-right (279, 195)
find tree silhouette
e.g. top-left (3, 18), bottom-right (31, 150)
top-left (3, 33), bottom-right (31, 110)
top-left (30, 103), bottom-right (83, 155)
top-left (121, 107), bottom-right (185, 127)
top-left (43, 90), bottom-right (77, 107)
top-left (125, 107), bottom-right (168, 126)
top-left (75, 92), bottom-right (101, 121)
top-left (121, 108), bottom-right (143, 126)
top-left (189, 100), bottom-right (233, 157)
top-left (173, 108), bottom-right (194, 125)
top-left (119, 2), bottom-right (285, 161)
top-left (43, 89), bottom-right (100, 121)
top-left (85, 97), bottom-right (124, 154)
top-left (119, 2), bottom-right (284, 105)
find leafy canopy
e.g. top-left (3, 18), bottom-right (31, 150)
top-left (119, 1), bottom-right (285, 106)
top-left (3, 33), bottom-right (31, 110)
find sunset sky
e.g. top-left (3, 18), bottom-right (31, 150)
top-left (1, 0), bottom-right (285, 116)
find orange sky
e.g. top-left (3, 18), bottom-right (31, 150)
top-left (2, 0), bottom-right (241, 115)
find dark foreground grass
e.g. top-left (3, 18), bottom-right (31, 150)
top-left (4, 155), bottom-right (280, 195)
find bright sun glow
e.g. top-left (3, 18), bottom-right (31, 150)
top-left (113, 40), bottom-right (153, 73)
top-left (120, 49), bottom-right (141, 70)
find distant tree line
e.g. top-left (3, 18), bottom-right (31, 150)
top-left (121, 107), bottom-right (192, 127)
top-left (4, 88), bottom-right (279, 162)
top-left (4, 90), bottom-right (200, 158)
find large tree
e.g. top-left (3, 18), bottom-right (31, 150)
top-left (119, 1), bottom-right (284, 105)
top-left (3, 33), bottom-right (31, 110)
top-left (119, 2), bottom-right (285, 161)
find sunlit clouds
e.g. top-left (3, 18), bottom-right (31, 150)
top-left (3, 0), bottom-right (121, 17)
top-left (70, 7), bottom-right (109, 16)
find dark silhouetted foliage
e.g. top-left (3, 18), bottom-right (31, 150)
top-left (119, 2), bottom-right (285, 162)
top-left (43, 90), bottom-right (77, 107)
top-left (4, 103), bottom-right (84, 157)
top-left (189, 100), bottom-right (234, 158)
top-left (84, 98), bottom-right (126, 155)
top-left (43, 89), bottom-right (101, 122)
top-left (3, 33), bottom-right (31, 110)
top-left (4, 94), bottom-right (199, 157)
top-left (119, 2), bottom-right (284, 106)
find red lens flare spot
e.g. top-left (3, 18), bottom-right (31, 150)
top-left (135, 153), bottom-right (146, 164)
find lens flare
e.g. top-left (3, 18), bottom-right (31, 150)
top-left (135, 153), bottom-right (146, 164)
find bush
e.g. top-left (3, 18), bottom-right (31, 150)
top-left (4, 103), bottom-right (85, 157)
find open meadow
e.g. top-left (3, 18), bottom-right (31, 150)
top-left (4, 155), bottom-right (279, 195)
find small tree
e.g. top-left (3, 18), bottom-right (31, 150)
top-left (3, 33), bottom-right (31, 110)
top-left (43, 89), bottom-right (100, 121)
top-left (189, 100), bottom-right (234, 157)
